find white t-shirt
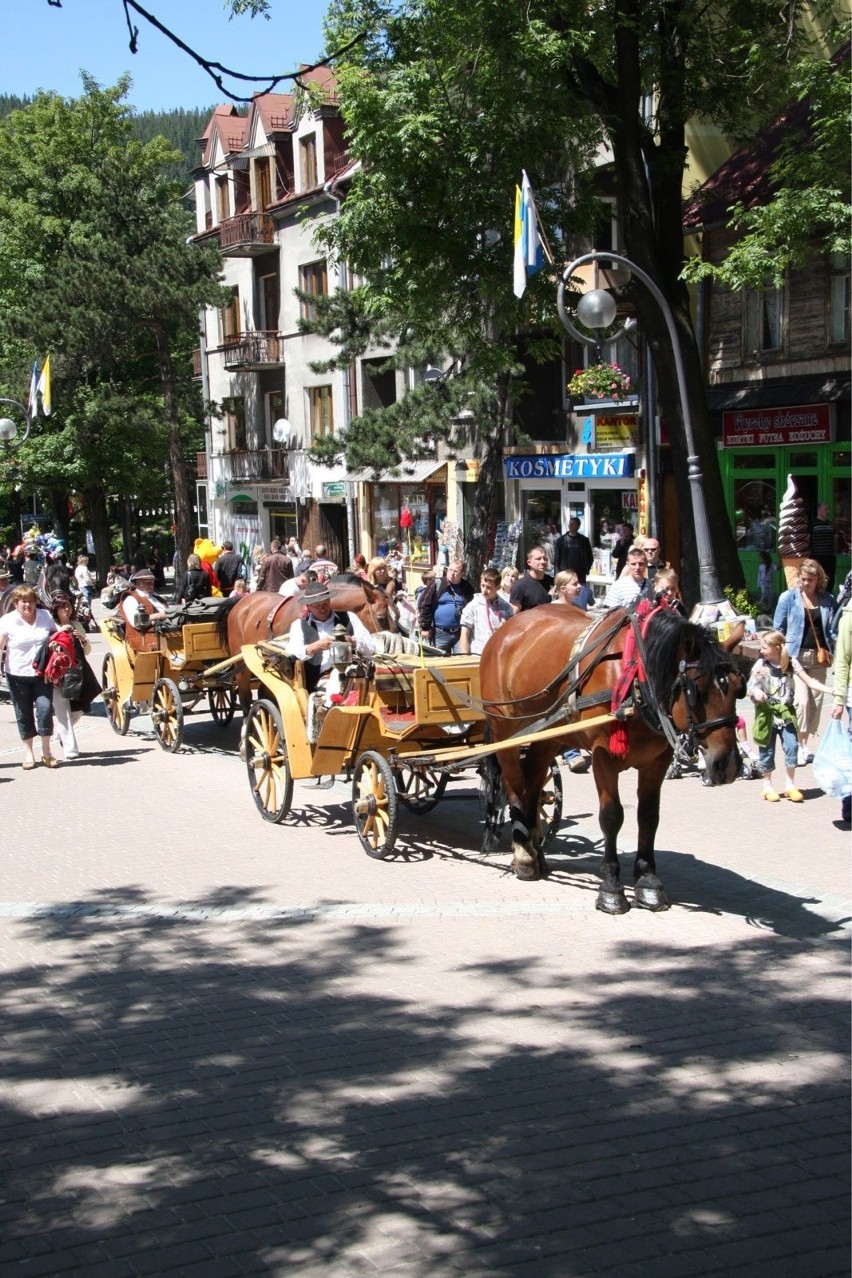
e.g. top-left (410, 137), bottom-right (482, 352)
top-left (0, 608), bottom-right (57, 676)
top-left (75, 565), bottom-right (95, 589)
top-left (288, 610), bottom-right (381, 674)
top-left (279, 577), bottom-right (303, 598)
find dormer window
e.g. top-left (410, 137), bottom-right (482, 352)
top-left (300, 135), bottom-right (318, 189)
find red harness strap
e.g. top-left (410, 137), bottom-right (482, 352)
top-left (609, 600), bottom-right (664, 757)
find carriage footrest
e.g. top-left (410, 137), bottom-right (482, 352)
top-left (379, 707), bottom-right (417, 733)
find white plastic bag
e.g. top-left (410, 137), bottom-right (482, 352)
top-left (812, 718), bottom-right (852, 799)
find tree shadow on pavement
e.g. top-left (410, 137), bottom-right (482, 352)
top-left (0, 886), bottom-right (848, 1277)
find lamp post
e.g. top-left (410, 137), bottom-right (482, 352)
top-left (0, 398), bottom-right (31, 449)
top-left (557, 251), bottom-right (723, 610)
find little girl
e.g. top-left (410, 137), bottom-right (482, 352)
top-left (748, 629), bottom-right (826, 802)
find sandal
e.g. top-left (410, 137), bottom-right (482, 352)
top-left (42, 756), bottom-right (59, 769)
top-left (22, 759), bottom-right (36, 771)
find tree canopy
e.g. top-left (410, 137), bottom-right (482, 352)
top-left (0, 76), bottom-right (226, 566)
top-left (305, 0), bottom-right (843, 595)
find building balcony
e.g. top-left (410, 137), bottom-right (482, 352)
top-left (218, 212), bottom-right (276, 256)
top-left (191, 347), bottom-right (202, 379)
top-left (219, 448), bottom-right (290, 483)
top-left (196, 451), bottom-right (208, 479)
top-left (222, 331), bottom-right (284, 369)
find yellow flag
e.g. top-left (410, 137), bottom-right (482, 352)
top-left (37, 355), bottom-right (51, 416)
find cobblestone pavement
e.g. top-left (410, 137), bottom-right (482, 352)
top-left (0, 627), bottom-right (849, 1277)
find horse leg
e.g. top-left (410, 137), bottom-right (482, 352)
top-left (235, 668), bottom-right (253, 761)
top-left (504, 746), bottom-right (553, 881)
top-left (593, 752), bottom-right (629, 914)
top-left (632, 755), bottom-right (671, 912)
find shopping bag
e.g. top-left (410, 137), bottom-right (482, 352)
top-left (812, 718), bottom-right (852, 799)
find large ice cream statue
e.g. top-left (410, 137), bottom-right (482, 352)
top-left (777, 475), bottom-right (810, 586)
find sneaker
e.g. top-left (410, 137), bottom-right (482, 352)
top-left (567, 753), bottom-right (590, 774)
top-left (784, 787), bottom-right (804, 803)
top-left (796, 746), bottom-right (808, 767)
top-left (761, 789), bottom-right (781, 802)
top-left (64, 750), bottom-right (80, 761)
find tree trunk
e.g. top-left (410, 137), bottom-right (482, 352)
top-left (83, 485), bottom-right (113, 587)
top-left (153, 320), bottom-right (193, 574)
top-left (464, 426), bottom-right (504, 583)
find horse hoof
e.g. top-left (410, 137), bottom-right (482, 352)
top-left (596, 889), bottom-right (630, 915)
top-left (513, 859), bottom-right (541, 882)
top-left (633, 880), bottom-right (671, 911)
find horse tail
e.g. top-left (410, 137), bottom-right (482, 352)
top-left (479, 736), bottom-right (506, 855)
top-left (216, 595), bottom-right (240, 648)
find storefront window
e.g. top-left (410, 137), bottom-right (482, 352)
top-left (371, 483), bottom-right (445, 564)
top-left (522, 492), bottom-right (561, 567)
top-left (733, 479), bottom-right (776, 549)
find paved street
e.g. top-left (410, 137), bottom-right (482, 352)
top-left (0, 626), bottom-right (849, 1278)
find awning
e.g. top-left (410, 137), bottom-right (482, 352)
top-left (346, 460), bottom-right (447, 484)
top-left (707, 374), bottom-right (850, 414)
top-left (230, 142), bottom-right (276, 171)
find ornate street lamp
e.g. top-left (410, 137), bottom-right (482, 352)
top-left (0, 398), bottom-right (31, 449)
top-left (557, 250), bottom-right (724, 610)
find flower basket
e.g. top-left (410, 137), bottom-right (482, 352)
top-left (567, 362), bottom-right (633, 403)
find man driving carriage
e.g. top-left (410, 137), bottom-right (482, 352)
top-left (119, 568), bottom-right (170, 653)
top-left (288, 581), bottom-right (383, 740)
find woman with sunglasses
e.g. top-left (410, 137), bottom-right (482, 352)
top-left (773, 558), bottom-right (836, 765)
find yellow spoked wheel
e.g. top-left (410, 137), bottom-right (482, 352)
top-left (101, 654), bottom-right (129, 736)
top-left (208, 685), bottom-right (237, 726)
top-left (395, 763), bottom-right (448, 814)
top-left (537, 759), bottom-right (564, 849)
top-left (151, 678), bottom-right (184, 753)
top-left (244, 700), bottom-right (293, 824)
top-left (352, 750), bottom-right (399, 859)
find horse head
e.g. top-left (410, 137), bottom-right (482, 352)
top-left (650, 614), bottom-right (745, 785)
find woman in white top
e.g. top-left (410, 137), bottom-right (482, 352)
top-left (0, 586), bottom-right (58, 768)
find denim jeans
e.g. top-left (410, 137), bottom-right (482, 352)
top-left (7, 674), bottom-right (54, 740)
top-left (433, 627), bottom-right (460, 655)
top-left (757, 720), bottom-right (798, 774)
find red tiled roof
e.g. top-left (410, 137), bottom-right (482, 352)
top-left (683, 41), bottom-right (849, 231)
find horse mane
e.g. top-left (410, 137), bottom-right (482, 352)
top-left (329, 572), bottom-right (368, 588)
top-left (643, 609), bottom-right (728, 709)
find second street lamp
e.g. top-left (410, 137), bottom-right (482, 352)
top-left (557, 251), bottom-right (724, 610)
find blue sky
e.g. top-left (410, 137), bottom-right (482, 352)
top-left (5, 0), bottom-right (330, 112)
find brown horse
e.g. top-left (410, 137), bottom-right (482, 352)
top-left (478, 603), bottom-right (745, 913)
top-left (219, 574), bottom-right (397, 712)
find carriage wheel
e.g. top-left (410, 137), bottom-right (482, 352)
top-left (352, 751), bottom-right (399, 859)
top-left (151, 678), bottom-right (184, 752)
top-left (208, 685), bottom-right (237, 727)
top-left (395, 762), bottom-right (448, 814)
top-left (245, 700), bottom-right (293, 824)
top-left (537, 759), bottom-right (564, 849)
top-left (101, 654), bottom-right (129, 737)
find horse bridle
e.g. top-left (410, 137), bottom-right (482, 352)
top-left (667, 656), bottom-right (740, 758)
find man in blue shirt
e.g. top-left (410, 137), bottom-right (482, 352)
top-left (418, 559), bottom-right (474, 654)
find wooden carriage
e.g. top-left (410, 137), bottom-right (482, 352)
top-left (240, 639), bottom-right (573, 858)
top-left (99, 604), bottom-right (244, 751)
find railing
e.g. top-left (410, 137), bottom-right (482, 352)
top-left (191, 348), bottom-right (202, 378)
top-left (196, 451), bottom-right (208, 479)
top-left (222, 331), bottom-right (283, 368)
top-left (218, 212), bottom-right (275, 251)
top-left (220, 448), bottom-right (290, 483)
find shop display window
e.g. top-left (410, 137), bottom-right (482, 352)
top-left (371, 483), bottom-right (445, 564)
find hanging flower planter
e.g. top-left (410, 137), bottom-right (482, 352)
top-left (567, 362), bottom-right (633, 403)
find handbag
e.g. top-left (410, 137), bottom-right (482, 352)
top-left (805, 603), bottom-right (832, 667)
top-left (59, 665), bottom-right (85, 699)
top-left (812, 718), bottom-right (852, 798)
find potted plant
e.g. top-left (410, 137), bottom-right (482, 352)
top-left (567, 362), bottom-right (634, 403)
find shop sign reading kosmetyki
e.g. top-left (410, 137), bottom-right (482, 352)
top-left (504, 453), bottom-right (636, 480)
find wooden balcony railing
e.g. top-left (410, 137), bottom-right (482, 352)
top-left (220, 448), bottom-right (290, 483)
top-left (218, 212), bottom-right (275, 252)
top-left (222, 331), bottom-right (283, 369)
top-left (196, 451), bottom-right (208, 479)
top-left (191, 347), bottom-right (202, 378)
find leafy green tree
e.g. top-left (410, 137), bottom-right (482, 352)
top-left (0, 76), bottom-right (226, 573)
top-left (308, 0), bottom-right (840, 597)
